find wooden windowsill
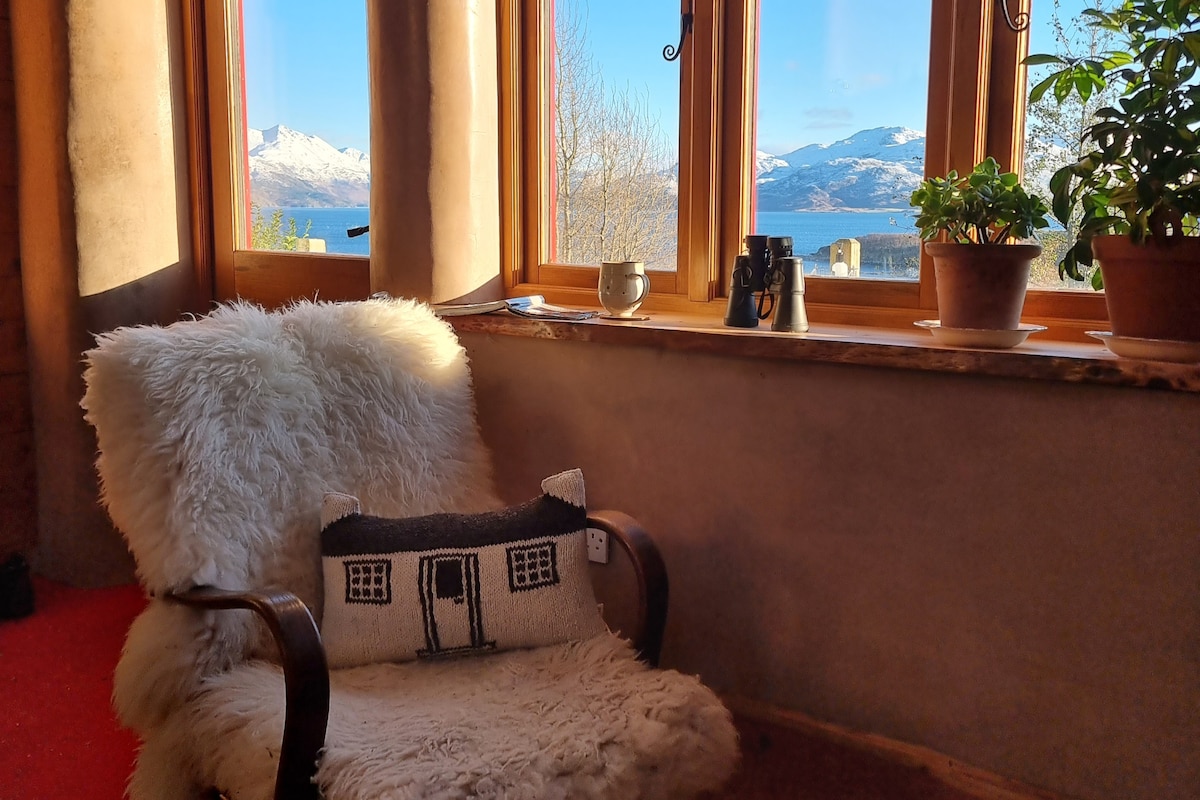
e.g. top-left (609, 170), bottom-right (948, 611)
top-left (447, 311), bottom-right (1200, 394)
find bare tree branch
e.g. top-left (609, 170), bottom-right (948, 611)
top-left (553, 1), bottom-right (678, 269)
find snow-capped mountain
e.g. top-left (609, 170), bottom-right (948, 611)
top-left (756, 126), bottom-right (925, 212)
top-left (245, 122), bottom-right (924, 212)
top-left (248, 125), bottom-right (370, 207)
top-left (755, 151), bottom-right (790, 180)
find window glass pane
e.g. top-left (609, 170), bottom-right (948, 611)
top-left (754, 0), bottom-right (930, 281)
top-left (549, 0), bottom-right (680, 271)
top-left (240, 0), bottom-right (370, 255)
top-left (1022, 0), bottom-right (1113, 290)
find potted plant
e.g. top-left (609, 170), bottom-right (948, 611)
top-left (910, 157), bottom-right (1050, 330)
top-left (1027, 0), bottom-right (1200, 342)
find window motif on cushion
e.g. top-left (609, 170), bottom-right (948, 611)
top-left (318, 469), bottom-right (606, 668)
top-left (507, 541), bottom-right (559, 593)
top-left (345, 559), bottom-right (392, 605)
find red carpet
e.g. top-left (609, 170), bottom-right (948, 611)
top-left (0, 577), bottom-right (145, 799)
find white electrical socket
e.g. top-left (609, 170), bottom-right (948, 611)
top-left (587, 527), bottom-right (609, 564)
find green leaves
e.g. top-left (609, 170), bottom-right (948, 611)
top-left (910, 157), bottom-right (1050, 245)
top-left (1183, 29), bottom-right (1200, 60)
top-left (1028, 62), bottom-right (1109, 104)
top-left (1024, 54), bottom-right (1066, 66)
top-left (1025, 0), bottom-right (1200, 282)
top-left (250, 204), bottom-right (314, 251)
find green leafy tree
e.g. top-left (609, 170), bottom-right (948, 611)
top-left (250, 203), bottom-right (313, 251)
top-left (1028, 0), bottom-right (1200, 287)
top-left (1022, 0), bottom-right (1120, 287)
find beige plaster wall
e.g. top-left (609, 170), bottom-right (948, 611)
top-left (67, 0), bottom-right (189, 298)
top-left (367, 0), bottom-right (500, 304)
top-left (13, 0), bottom-right (203, 585)
top-left (460, 331), bottom-right (1200, 800)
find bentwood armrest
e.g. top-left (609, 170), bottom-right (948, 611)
top-left (167, 587), bottom-right (329, 800)
top-left (587, 511), bottom-right (668, 668)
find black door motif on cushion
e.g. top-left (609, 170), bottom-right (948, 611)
top-left (417, 553), bottom-right (493, 658)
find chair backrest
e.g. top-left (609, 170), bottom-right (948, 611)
top-left (82, 299), bottom-right (500, 731)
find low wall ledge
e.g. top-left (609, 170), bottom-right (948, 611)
top-left (448, 313), bottom-right (1200, 394)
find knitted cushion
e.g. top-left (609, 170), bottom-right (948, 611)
top-left (319, 469), bottom-right (606, 668)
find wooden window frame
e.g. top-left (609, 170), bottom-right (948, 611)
top-left (196, 0), bottom-right (370, 308)
top-left (192, 0), bottom-right (1105, 338)
top-left (499, 0), bottom-right (1107, 338)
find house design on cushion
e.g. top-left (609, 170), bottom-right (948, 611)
top-left (318, 470), bottom-right (606, 668)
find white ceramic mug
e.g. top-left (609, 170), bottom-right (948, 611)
top-left (598, 261), bottom-right (650, 318)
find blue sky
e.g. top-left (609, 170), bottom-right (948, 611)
top-left (756, 0), bottom-right (932, 155)
top-left (243, 0), bottom-right (370, 151)
top-left (243, 0), bottom-right (1099, 157)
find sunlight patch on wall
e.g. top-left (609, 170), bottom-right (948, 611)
top-left (67, 0), bottom-right (189, 297)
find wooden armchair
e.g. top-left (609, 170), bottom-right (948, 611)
top-left (82, 299), bottom-right (737, 800)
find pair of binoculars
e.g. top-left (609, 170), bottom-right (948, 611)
top-left (724, 234), bottom-right (809, 332)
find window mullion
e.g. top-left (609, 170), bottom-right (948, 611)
top-left (182, 0), bottom-right (215, 300)
top-left (715, 0), bottom-right (757, 303)
top-left (920, 0), bottom-right (994, 311)
top-left (986, 2), bottom-right (1028, 177)
top-left (526, 0), bottom-right (553, 285)
top-left (678, 0), bottom-right (723, 302)
top-left (202, 0), bottom-right (244, 301)
top-left (940, 0), bottom-right (993, 176)
top-left (498, 0), bottom-right (523, 293)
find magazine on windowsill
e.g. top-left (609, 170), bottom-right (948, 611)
top-left (432, 295), bottom-right (599, 321)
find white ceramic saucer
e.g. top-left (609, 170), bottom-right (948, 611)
top-left (1086, 331), bottom-right (1200, 363)
top-left (914, 320), bottom-right (1047, 349)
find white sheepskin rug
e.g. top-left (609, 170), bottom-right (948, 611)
top-left (137, 635), bottom-right (738, 800)
top-left (81, 298), bottom-right (739, 799)
top-left (83, 299), bottom-right (501, 735)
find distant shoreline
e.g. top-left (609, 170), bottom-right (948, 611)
top-left (261, 206), bottom-right (924, 263)
top-left (764, 207), bottom-right (914, 214)
top-left (265, 204), bottom-right (913, 214)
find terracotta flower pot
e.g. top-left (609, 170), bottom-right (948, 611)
top-left (925, 242), bottom-right (1040, 330)
top-left (1092, 234), bottom-right (1200, 342)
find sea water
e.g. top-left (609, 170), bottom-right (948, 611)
top-left (753, 210), bottom-right (919, 256)
top-left (269, 207), bottom-right (371, 256)
top-left (266, 207), bottom-right (922, 276)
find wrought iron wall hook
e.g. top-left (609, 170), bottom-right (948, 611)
top-left (998, 0), bottom-right (1030, 32)
top-left (663, 0), bottom-right (694, 62)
